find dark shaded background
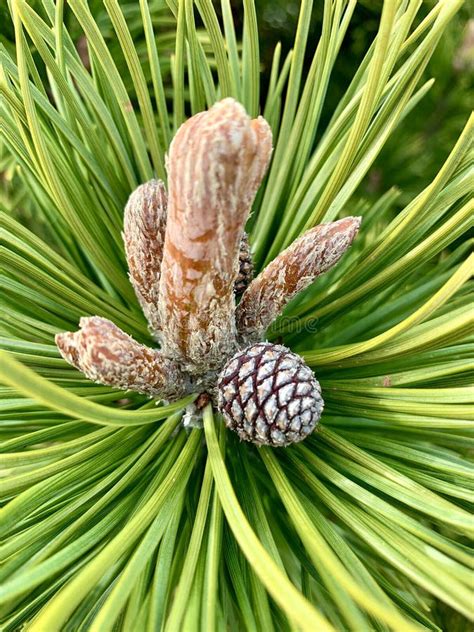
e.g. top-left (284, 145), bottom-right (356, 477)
top-left (2, 1), bottom-right (472, 208)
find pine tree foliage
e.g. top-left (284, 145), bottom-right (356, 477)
top-left (0, 0), bottom-right (473, 630)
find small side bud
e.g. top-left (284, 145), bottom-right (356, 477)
top-left (123, 180), bottom-right (167, 340)
top-left (56, 316), bottom-right (188, 400)
top-left (237, 217), bottom-right (361, 343)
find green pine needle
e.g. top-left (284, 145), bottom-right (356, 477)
top-left (1, 0), bottom-right (472, 630)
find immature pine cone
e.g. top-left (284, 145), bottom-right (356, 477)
top-left (217, 343), bottom-right (323, 446)
top-left (235, 233), bottom-right (254, 295)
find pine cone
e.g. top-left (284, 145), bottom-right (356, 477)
top-left (217, 342), bottom-right (323, 446)
top-left (235, 232), bottom-right (254, 295)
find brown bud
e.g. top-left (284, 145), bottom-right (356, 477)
top-left (55, 317), bottom-right (188, 400)
top-left (158, 98), bottom-right (273, 373)
top-left (123, 180), bottom-right (168, 340)
top-left (235, 232), bottom-right (254, 295)
top-left (237, 217), bottom-right (361, 344)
